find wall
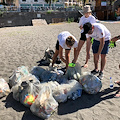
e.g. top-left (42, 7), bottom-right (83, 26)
top-left (0, 11), bottom-right (81, 27)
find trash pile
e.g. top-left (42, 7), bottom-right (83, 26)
top-left (0, 78), bottom-right (10, 98)
top-left (0, 63), bottom-right (102, 119)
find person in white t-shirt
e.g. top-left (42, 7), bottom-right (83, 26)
top-left (83, 22), bottom-right (111, 80)
top-left (52, 31), bottom-right (78, 69)
top-left (72, 5), bottom-right (96, 68)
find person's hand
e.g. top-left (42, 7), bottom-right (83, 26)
top-left (72, 59), bottom-right (76, 64)
top-left (109, 41), bottom-right (116, 48)
top-left (83, 63), bottom-right (88, 68)
top-left (80, 26), bottom-right (82, 29)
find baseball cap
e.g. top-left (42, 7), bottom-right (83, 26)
top-left (83, 22), bottom-right (92, 34)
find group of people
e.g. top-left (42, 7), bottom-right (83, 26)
top-left (51, 5), bottom-right (120, 97)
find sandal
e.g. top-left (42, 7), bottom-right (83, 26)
top-left (114, 81), bottom-right (120, 86)
top-left (114, 89), bottom-right (120, 98)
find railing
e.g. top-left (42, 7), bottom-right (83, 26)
top-left (0, 5), bottom-right (82, 13)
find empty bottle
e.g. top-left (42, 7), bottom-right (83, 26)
top-left (110, 77), bottom-right (113, 89)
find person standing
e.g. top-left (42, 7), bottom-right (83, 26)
top-left (83, 22), bottom-right (111, 80)
top-left (72, 5), bottom-right (96, 68)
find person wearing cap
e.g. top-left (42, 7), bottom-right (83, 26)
top-left (52, 31), bottom-right (78, 69)
top-left (83, 22), bottom-right (111, 80)
top-left (72, 5), bottom-right (96, 68)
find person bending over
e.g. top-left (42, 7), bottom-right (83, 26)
top-left (52, 31), bottom-right (78, 69)
top-left (82, 22), bottom-right (111, 80)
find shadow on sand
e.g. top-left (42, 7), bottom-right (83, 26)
top-left (58, 87), bottom-right (119, 115)
top-left (3, 86), bottom-right (119, 119)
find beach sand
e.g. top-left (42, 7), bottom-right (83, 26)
top-left (0, 22), bottom-right (120, 120)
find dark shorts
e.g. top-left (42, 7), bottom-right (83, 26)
top-left (80, 33), bottom-right (87, 41)
top-left (92, 40), bottom-right (109, 54)
top-left (55, 40), bottom-right (71, 50)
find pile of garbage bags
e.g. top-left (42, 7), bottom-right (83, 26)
top-left (7, 63), bottom-right (102, 119)
top-left (0, 78), bottom-right (10, 98)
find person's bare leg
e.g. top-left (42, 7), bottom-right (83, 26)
top-left (100, 54), bottom-right (106, 72)
top-left (94, 53), bottom-right (99, 71)
top-left (65, 49), bottom-right (71, 69)
top-left (72, 40), bottom-right (85, 63)
top-left (52, 49), bottom-right (59, 66)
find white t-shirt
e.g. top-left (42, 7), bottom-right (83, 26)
top-left (79, 15), bottom-right (96, 33)
top-left (58, 31), bottom-right (78, 49)
top-left (86, 23), bottom-right (111, 41)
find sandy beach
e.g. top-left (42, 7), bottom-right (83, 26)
top-left (0, 22), bottom-right (120, 120)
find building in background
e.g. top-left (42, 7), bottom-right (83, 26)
top-left (64, 0), bottom-right (83, 7)
top-left (0, 0), bottom-right (83, 10)
top-left (95, 0), bottom-right (116, 20)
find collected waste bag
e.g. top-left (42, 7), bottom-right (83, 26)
top-left (12, 74), bottom-right (40, 102)
top-left (30, 85), bottom-right (58, 119)
top-left (31, 66), bottom-right (46, 80)
top-left (9, 66), bottom-right (30, 87)
top-left (65, 63), bottom-right (82, 81)
top-left (0, 78), bottom-right (10, 98)
top-left (40, 70), bottom-right (58, 82)
top-left (20, 80), bottom-right (40, 107)
top-left (53, 79), bottom-right (82, 102)
top-left (80, 74), bottom-right (102, 94)
top-left (39, 81), bottom-right (60, 93)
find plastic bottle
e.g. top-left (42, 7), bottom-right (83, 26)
top-left (110, 77), bottom-right (113, 89)
top-left (72, 89), bottom-right (82, 100)
top-left (72, 92), bottom-right (78, 100)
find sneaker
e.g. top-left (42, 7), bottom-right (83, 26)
top-left (91, 69), bottom-right (99, 75)
top-left (97, 71), bottom-right (104, 80)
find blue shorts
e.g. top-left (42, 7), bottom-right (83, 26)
top-left (92, 40), bottom-right (109, 54)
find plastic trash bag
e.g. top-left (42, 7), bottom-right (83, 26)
top-left (40, 81), bottom-right (60, 93)
top-left (52, 88), bottom-right (67, 103)
top-left (80, 74), bottom-right (102, 94)
top-left (9, 66), bottom-right (30, 87)
top-left (20, 80), bottom-right (40, 107)
top-left (65, 63), bottom-right (82, 81)
top-left (53, 79), bottom-right (82, 102)
top-left (0, 78), bottom-right (10, 98)
top-left (31, 66), bottom-right (46, 80)
top-left (30, 85), bottom-right (58, 119)
top-left (56, 75), bottom-right (68, 84)
top-left (12, 74), bottom-right (40, 102)
top-left (40, 70), bottom-right (58, 82)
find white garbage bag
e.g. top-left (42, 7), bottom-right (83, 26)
top-left (30, 85), bottom-right (58, 119)
top-left (65, 63), bottom-right (82, 81)
top-left (80, 74), bottom-right (102, 94)
top-left (0, 78), bottom-right (10, 98)
top-left (9, 66), bottom-right (30, 87)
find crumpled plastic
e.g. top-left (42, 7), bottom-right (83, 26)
top-left (0, 78), bottom-right (10, 98)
